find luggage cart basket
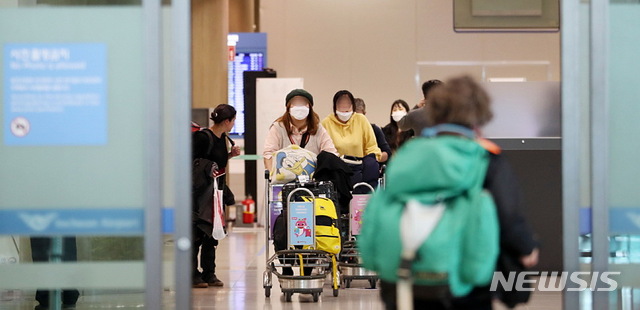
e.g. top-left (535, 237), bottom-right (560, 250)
top-left (265, 248), bottom-right (332, 302)
top-left (339, 241), bottom-right (378, 289)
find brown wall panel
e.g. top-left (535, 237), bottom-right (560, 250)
top-left (191, 0), bottom-right (228, 109)
top-left (229, 0), bottom-right (255, 33)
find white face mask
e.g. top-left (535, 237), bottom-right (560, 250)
top-left (290, 106), bottom-right (309, 120)
top-left (336, 111), bottom-right (353, 122)
top-left (391, 111), bottom-right (407, 122)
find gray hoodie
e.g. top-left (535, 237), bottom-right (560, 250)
top-left (397, 106), bottom-right (430, 134)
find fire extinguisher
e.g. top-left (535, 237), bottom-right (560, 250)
top-left (241, 195), bottom-right (255, 224)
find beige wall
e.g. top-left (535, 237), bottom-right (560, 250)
top-left (260, 0), bottom-right (560, 126)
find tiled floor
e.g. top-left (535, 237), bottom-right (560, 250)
top-left (191, 227), bottom-right (389, 309)
top-left (0, 227), bottom-right (565, 309)
top-left (192, 227), bottom-right (564, 310)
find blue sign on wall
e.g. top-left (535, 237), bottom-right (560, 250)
top-left (3, 43), bottom-right (107, 145)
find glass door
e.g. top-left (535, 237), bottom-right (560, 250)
top-left (566, 0), bottom-right (640, 308)
top-left (606, 1), bottom-right (640, 309)
top-left (0, 1), bottom-right (181, 309)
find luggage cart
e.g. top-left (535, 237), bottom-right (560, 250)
top-left (280, 179), bottom-right (341, 297)
top-left (339, 182), bottom-right (378, 289)
top-left (262, 173), bottom-right (340, 302)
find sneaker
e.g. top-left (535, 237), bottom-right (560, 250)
top-left (192, 279), bottom-right (208, 288)
top-left (205, 275), bottom-right (224, 287)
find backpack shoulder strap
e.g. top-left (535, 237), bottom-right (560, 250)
top-left (287, 132), bottom-right (310, 149)
top-left (223, 132), bottom-right (235, 146)
top-left (397, 199), bottom-right (446, 310)
top-left (299, 132), bottom-right (310, 148)
top-left (201, 128), bottom-right (215, 156)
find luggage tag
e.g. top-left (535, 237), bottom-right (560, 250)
top-left (297, 174), bottom-right (310, 184)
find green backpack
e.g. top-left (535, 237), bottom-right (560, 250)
top-left (358, 127), bottom-right (499, 298)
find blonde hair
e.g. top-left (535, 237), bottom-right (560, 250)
top-left (426, 75), bottom-right (493, 128)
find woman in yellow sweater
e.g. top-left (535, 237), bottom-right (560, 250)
top-left (321, 90), bottom-right (382, 190)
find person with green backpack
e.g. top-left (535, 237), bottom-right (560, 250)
top-left (358, 76), bottom-right (538, 310)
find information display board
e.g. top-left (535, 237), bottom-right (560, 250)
top-left (228, 52), bottom-right (263, 136)
top-left (227, 32), bottom-right (267, 137)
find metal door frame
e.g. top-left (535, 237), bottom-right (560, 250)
top-left (142, 0), bottom-right (191, 309)
top-left (170, 1), bottom-right (192, 309)
top-left (562, 0), bottom-right (610, 308)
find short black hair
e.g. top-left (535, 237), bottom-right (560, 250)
top-left (421, 79), bottom-right (443, 99)
top-left (332, 90), bottom-right (355, 112)
top-left (389, 99), bottom-right (410, 124)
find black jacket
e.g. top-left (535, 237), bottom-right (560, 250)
top-left (191, 129), bottom-right (236, 236)
top-left (192, 157), bottom-right (215, 236)
top-left (372, 124), bottom-right (392, 157)
top-left (382, 123), bottom-right (414, 155)
top-left (192, 129), bottom-right (235, 205)
top-left (483, 153), bottom-right (538, 307)
top-left (314, 151), bottom-right (353, 214)
top-left (484, 153), bottom-right (538, 257)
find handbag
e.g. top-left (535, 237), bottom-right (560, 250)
top-left (212, 177), bottom-right (227, 241)
top-left (270, 144), bottom-right (317, 184)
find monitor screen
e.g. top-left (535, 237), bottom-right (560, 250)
top-left (228, 52), bottom-right (264, 137)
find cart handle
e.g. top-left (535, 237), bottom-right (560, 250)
top-left (353, 182), bottom-right (375, 193)
top-left (286, 187), bottom-right (316, 204)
